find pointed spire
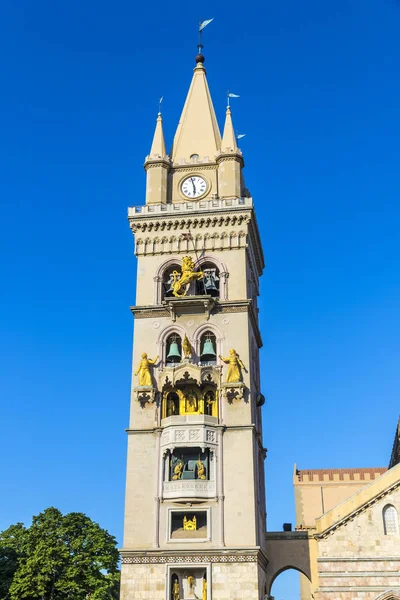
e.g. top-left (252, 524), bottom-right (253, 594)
top-left (149, 112), bottom-right (167, 159)
top-left (171, 60), bottom-right (221, 162)
top-left (221, 106), bottom-right (238, 153)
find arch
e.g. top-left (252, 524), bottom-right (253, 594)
top-left (154, 256), bottom-right (182, 303)
top-left (157, 324), bottom-right (187, 368)
top-left (269, 565), bottom-right (311, 591)
top-left (375, 592), bottom-right (400, 600)
top-left (194, 254), bottom-right (229, 299)
top-left (264, 534), bottom-right (312, 595)
top-left (383, 504), bottom-right (399, 535)
top-left (192, 322), bottom-right (225, 362)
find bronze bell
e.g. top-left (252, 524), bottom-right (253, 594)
top-left (200, 336), bottom-right (216, 361)
top-left (166, 339), bottom-right (181, 363)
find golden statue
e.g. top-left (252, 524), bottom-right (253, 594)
top-left (183, 515), bottom-right (197, 530)
top-left (197, 460), bottom-right (206, 480)
top-left (172, 579), bottom-right (180, 600)
top-left (202, 578), bottom-right (207, 600)
top-left (171, 256), bottom-right (204, 297)
top-left (219, 349), bottom-right (245, 383)
top-left (135, 353), bottom-right (159, 386)
top-left (187, 575), bottom-right (196, 596)
top-left (185, 390), bottom-right (198, 413)
top-left (182, 334), bottom-right (192, 359)
top-left (172, 459), bottom-right (183, 480)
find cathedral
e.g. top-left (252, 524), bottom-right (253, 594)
top-left (119, 43), bottom-right (400, 600)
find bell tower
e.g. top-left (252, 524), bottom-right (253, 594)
top-left (120, 48), bottom-right (267, 600)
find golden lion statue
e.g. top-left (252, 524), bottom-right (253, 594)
top-left (172, 256), bottom-right (204, 297)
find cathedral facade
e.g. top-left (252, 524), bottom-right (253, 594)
top-left (119, 47), bottom-right (400, 600)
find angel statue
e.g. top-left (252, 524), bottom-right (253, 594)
top-left (219, 349), bottom-right (245, 383)
top-left (135, 353), bottom-right (159, 387)
top-left (171, 256), bottom-right (204, 297)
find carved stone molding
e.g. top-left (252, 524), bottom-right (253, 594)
top-left (221, 382), bottom-right (246, 403)
top-left (133, 386), bottom-right (157, 406)
top-left (121, 553), bottom-right (258, 564)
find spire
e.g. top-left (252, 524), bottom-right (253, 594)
top-left (221, 106), bottom-right (238, 153)
top-left (149, 112), bottom-right (167, 159)
top-left (171, 60), bottom-right (221, 162)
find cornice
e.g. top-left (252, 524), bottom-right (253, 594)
top-left (144, 160), bottom-right (170, 171)
top-left (129, 212), bottom-right (251, 233)
top-left (172, 164), bottom-right (217, 173)
top-left (120, 547), bottom-right (268, 568)
top-left (216, 152), bottom-right (244, 166)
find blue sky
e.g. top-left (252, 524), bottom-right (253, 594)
top-left (1, 1), bottom-right (399, 597)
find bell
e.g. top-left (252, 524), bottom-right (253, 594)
top-left (166, 340), bottom-right (181, 363)
top-left (203, 271), bottom-right (219, 296)
top-left (200, 337), bottom-right (216, 361)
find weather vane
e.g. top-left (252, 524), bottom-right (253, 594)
top-left (198, 18), bottom-right (214, 55)
top-left (158, 96), bottom-right (163, 115)
top-left (227, 91), bottom-right (240, 107)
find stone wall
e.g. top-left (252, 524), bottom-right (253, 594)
top-left (315, 487), bottom-right (400, 599)
top-left (211, 562), bottom-right (259, 600)
top-left (120, 563), bottom-right (165, 600)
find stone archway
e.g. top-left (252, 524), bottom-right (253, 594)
top-left (264, 532), bottom-right (312, 595)
top-left (375, 592), bottom-right (400, 600)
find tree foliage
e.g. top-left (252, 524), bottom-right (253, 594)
top-left (0, 508), bottom-right (120, 600)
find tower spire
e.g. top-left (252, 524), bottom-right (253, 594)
top-left (221, 106), bottom-right (238, 153)
top-left (170, 61), bottom-right (221, 163)
top-left (149, 111), bottom-right (167, 159)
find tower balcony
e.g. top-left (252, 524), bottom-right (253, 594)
top-left (162, 479), bottom-right (216, 500)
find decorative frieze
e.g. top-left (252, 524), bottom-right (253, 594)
top-left (122, 553), bottom-right (258, 565)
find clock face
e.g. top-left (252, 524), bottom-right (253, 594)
top-left (181, 176), bottom-right (208, 199)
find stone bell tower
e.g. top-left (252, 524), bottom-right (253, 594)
top-left (120, 48), bottom-right (267, 600)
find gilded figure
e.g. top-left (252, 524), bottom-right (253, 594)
top-left (187, 575), bottom-right (196, 596)
top-left (197, 459), bottom-right (206, 480)
top-left (182, 334), bottom-right (192, 359)
top-left (219, 349), bottom-right (245, 383)
top-left (202, 578), bottom-right (207, 600)
top-left (172, 579), bottom-right (180, 600)
top-left (171, 256), bottom-right (204, 297)
top-left (172, 459), bottom-right (184, 480)
top-left (135, 353), bottom-right (158, 387)
top-left (185, 390), bottom-right (198, 413)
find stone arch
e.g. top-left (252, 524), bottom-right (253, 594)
top-left (192, 322), bottom-right (225, 362)
top-left (154, 256), bottom-right (182, 303)
top-left (375, 592), bottom-right (400, 600)
top-left (269, 565), bottom-right (311, 593)
top-left (264, 534), bottom-right (312, 595)
top-left (194, 255), bottom-right (229, 299)
top-left (156, 324), bottom-right (187, 368)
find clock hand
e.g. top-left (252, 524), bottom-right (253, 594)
top-left (191, 177), bottom-right (196, 195)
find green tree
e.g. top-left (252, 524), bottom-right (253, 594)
top-left (0, 508), bottom-right (120, 600)
top-left (0, 523), bottom-right (28, 600)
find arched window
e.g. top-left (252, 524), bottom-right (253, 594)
top-left (196, 261), bottom-right (220, 296)
top-left (163, 264), bottom-right (181, 299)
top-left (199, 331), bottom-right (217, 365)
top-left (165, 335), bottom-right (182, 365)
top-left (383, 504), bottom-right (399, 535)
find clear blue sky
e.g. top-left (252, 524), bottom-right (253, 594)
top-left (1, 1), bottom-right (399, 598)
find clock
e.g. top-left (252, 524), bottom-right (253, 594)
top-left (181, 175), bottom-right (208, 199)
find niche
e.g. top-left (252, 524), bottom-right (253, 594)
top-left (170, 510), bottom-right (208, 540)
top-left (170, 448), bottom-right (210, 481)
